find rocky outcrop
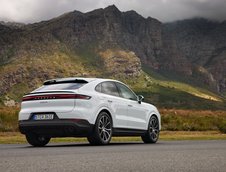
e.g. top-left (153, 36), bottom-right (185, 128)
top-left (39, 5), bottom-right (162, 67)
top-left (0, 5), bottom-right (226, 103)
top-left (99, 49), bottom-right (141, 77)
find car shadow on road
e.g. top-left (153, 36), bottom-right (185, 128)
top-left (25, 141), bottom-right (164, 148)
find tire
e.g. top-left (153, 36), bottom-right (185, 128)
top-left (141, 115), bottom-right (159, 144)
top-left (87, 111), bottom-right (112, 145)
top-left (26, 133), bottom-right (50, 147)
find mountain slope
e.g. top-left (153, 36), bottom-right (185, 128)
top-left (0, 5), bottom-right (225, 109)
top-left (162, 19), bottom-right (226, 92)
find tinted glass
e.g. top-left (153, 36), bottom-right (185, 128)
top-left (116, 82), bottom-right (137, 101)
top-left (35, 83), bottom-right (86, 91)
top-left (101, 82), bottom-right (119, 97)
top-left (95, 83), bottom-right (101, 92)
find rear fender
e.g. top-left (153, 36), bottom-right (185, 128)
top-left (91, 106), bottom-right (114, 127)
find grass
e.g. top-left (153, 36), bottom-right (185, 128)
top-left (1, 131), bottom-right (226, 144)
top-left (1, 48), bottom-right (226, 110)
top-left (1, 108), bottom-right (226, 144)
top-left (7, 83), bottom-right (30, 102)
top-left (160, 109), bottom-right (226, 131)
top-left (138, 66), bottom-right (226, 110)
top-left (143, 66), bottom-right (223, 101)
top-left (160, 131), bottom-right (226, 140)
top-left (0, 108), bottom-right (19, 132)
top-left (121, 72), bottom-right (226, 110)
top-left (1, 108), bottom-right (226, 133)
top-left (0, 50), bottom-right (101, 105)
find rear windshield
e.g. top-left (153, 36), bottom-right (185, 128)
top-left (35, 83), bottom-right (86, 91)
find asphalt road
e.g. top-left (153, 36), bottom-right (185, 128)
top-left (1, 140), bottom-right (226, 172)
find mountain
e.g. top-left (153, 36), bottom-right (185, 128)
top-left (0, 5), bottom-right (226, 109)
top-left (162, 18), bottom-right (226, 93)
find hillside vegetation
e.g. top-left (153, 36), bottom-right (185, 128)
top-left (1, 108), bottom-right (226, 133)
top-left (0, 51), bottom-right (226, 109)
top-left (0, 5), bottom-right (226, 110)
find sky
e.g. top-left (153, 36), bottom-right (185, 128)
top-left (0, 0), bottom-right (226, 23)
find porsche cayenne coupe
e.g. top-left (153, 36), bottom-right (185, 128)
top-left (19, 78), bottom-right (161, 146)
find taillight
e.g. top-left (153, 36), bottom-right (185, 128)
top-left (74, 94), bottom-right (91, 100)
top-left (22, 94), bottom-right (91, 101)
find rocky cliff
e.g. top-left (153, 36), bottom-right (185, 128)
top-left (162, 19), bottom-right (226, 92)
top-left (0, 5), bottom-right (226, 108)
top-left (0, 5), bottom-right (161, 96)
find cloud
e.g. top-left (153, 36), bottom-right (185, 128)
top-left (0, 0), bottom-right (226, 23)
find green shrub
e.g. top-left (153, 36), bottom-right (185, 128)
top-left (0, 109), bottom-right (19, 132)
top-left (217, 120), bottom-right (226, 133)
top-left (1, 108), bottom-right (226, 133)
top-left (161, 110), bottom-right (226, 132)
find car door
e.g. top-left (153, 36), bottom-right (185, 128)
top-left (97, 81), bottom-right (128, 129)
top-left (115, 82), bottom-right (148, 130)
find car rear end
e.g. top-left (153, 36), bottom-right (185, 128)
top-left (19, 78), bottom-right (95, 138)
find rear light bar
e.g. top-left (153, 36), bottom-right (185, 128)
top-left (22, 94), bottom-right (91, 101)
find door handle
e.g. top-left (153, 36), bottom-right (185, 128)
top-left (128, 104), bottom-right (133, 107)
top-left (108, 100), bottom-right (113, 103)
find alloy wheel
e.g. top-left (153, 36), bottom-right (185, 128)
top-left (149, 116), bottom-right (159, 141)
top-left (98, 114), bottom-right (112, 142)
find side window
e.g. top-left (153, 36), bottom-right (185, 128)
top-left (101, 82), bottom-right (120, 97)
top-left (95, 83), bottom-right (101, 92)
top-left (116, 82), bottom-right (137, 101)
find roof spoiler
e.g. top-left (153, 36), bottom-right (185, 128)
top-left (43, 79), bottom-right (88, 85)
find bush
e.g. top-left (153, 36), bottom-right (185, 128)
top-left (161, 109), bottom-right (226, 132)
top-left (1, 108), bottom-right (226, 132)
top-left (217, 120), bottom-right (226, 133)
top-left (0, 108), bottom-right (19, 132)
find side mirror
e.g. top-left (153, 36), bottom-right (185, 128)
top-left (137, 95), bottom-right (144, 104)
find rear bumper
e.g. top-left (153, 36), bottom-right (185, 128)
top-left (19, 119), bottom-right (94, 137)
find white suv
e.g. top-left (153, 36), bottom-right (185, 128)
top-left (19, 78), bottom-right (161, 146)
